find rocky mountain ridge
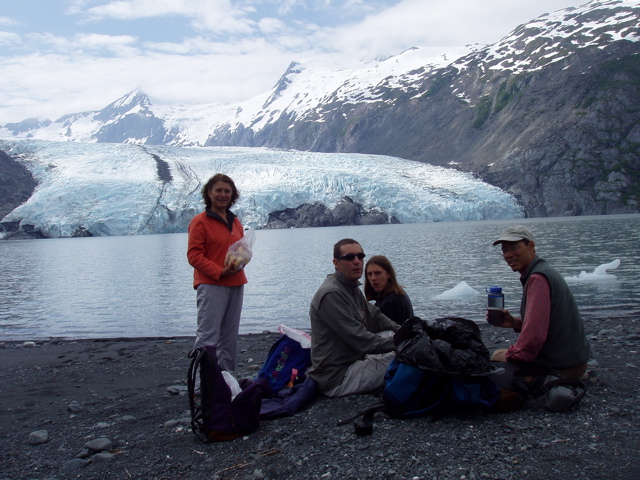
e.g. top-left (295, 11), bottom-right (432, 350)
top-left (1, 0), bottom-right (639, 219)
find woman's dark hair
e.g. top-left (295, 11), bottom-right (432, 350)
top-left (364, 255), bottom-right (405, 301)
top-left (201, 173), bottom-right (240, 210)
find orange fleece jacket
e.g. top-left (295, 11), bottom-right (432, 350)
top-left (187, 210), bottom-right (248, 289)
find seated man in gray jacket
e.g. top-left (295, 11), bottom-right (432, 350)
top-left (307, 238), bottom-right (400, 397)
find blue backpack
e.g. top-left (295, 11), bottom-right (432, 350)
top-left (339, 317), bottom-right (503, 435)
top-left (382, 358), bottom-right (500, 418)
top-left (257, 333), bottom-right (312, 393)
top-left (339, 359), bottom-right (501, 435)
top-left (382, 359), bottom-right (450, 418)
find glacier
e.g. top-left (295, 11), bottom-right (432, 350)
top-left (0, 140), bottom-right (524, 238)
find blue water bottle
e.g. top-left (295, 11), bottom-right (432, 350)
top-left (486, 286), bottom-right (504, 325)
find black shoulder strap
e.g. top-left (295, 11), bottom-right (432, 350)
top-left (187, 348), bottom-right (209, 441)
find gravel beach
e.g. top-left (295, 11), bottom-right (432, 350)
top-left (1, 315), bottom-right (639, 480)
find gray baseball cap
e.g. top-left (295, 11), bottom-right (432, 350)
top-left (493, 225), bottom-right (535, 246)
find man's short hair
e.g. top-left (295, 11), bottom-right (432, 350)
top-left (333, 238), bottom-right (361, 259)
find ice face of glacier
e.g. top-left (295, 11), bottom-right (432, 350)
top-left (0, 140), bottom-right (524, 238)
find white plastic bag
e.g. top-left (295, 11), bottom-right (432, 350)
top-left (221, 370), bottom-right (242, 400)
top-left (225, 228), bottom-right (256, 270)
top-left (278, 324), bottom-right (312, 349)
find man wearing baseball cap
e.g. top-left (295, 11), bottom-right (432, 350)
top-left (489, 225), bottom-right (591, 402)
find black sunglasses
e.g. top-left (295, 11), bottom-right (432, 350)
top-left (338, 252), bottom-right (366, 261)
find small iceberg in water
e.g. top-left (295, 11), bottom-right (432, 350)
top-left (434, 281), bottom-right (479, 300)
top-left (564, 259), bottom-right (620, 283)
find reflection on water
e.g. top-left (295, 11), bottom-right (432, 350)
top-left (1, 214), bottom-right (639, 340)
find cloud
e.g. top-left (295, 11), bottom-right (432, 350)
top-left (0, 31), bottom-right (21, 47)
top-left (275, 0), bottom-right (389, 19)
top-left (0, 41), bottom-right (292, 122)
top-left (276, 0), bottom-right (300, 16)
top-left (258, 17), bottom-right (286, 35)
top-left (24, 32), bottom-right (139, 56)
top-left (85, 0), bottom-right (200, 20)
top-left (311, 0), bottom-right (589, 61)
top-left (0, 16), bottom-right (18, 27)
top-left (84, 0), bottom-right (257, 35)
top-left (76, 33), bottom-right (139, 56)
top-left (64, 0), bottom-right (92, 16)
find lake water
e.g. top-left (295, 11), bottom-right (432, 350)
top-left (1, 214), bottom-right (639, 341)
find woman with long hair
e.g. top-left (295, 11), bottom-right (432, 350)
top-left (364, 255), bottom-right (414, 326)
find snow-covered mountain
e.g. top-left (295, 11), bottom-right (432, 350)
top-left (1, 0), bottom-right (637, 150)
top-left (1, 0), bottom-right (638, 223)
top-left (0, 140), bottom-right (523, 238)
top-left (0, 45), bottom-right (478, 146)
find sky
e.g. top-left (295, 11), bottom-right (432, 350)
top-left (0, 0), bottom-right (592, 125)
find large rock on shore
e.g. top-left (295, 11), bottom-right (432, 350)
top-left (264, 196), bottom-right (399, 229)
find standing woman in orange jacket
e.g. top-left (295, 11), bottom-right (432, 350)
top-left (187, 173), bottom-right (247, 373)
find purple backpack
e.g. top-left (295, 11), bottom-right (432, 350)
top-left (188, 345), bottom-right (272, 442)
